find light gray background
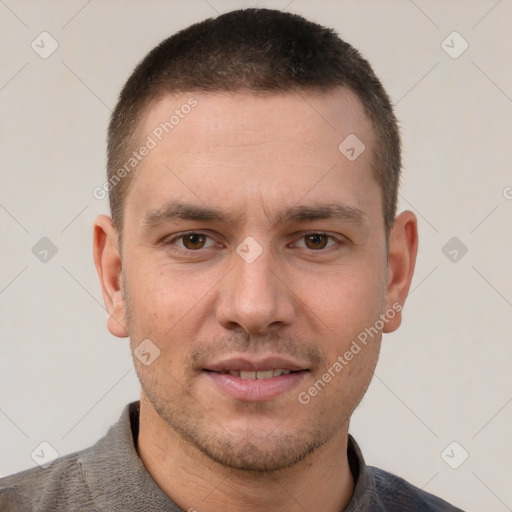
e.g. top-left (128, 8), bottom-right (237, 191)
top-left (1, 1), bottom-right (511, 510)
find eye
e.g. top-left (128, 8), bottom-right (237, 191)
top-left (167, 232), bottom-right (218, 251)
top-left (294, 233), bottom-right (339, 250)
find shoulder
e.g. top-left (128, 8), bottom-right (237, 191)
top-left (0, 449), bottom-right (97, 512)
top-left (369, 466), bottom-right (465, 511)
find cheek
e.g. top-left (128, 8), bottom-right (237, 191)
top-left (299, 262), bottom-right (387, 337)
top-left (124, 259), bottom-right (220, 344)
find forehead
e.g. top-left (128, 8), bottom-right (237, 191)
top-left (125, 88), bottom-right (379, 228)
top-left (138, 87), bottom-right (372, 151)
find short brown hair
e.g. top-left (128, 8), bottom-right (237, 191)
top-left (107, 8), bottom-right (400, 237)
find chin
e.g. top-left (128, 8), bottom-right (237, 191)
top-left (191, 429), bottom-right (324, 473)
top-left (141, 379), bottom-right (343, 473)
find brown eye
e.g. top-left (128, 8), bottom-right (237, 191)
top-left (182, 233), bottom-right (207, 250)
top-left (304, 234), bottom-right (330, 250)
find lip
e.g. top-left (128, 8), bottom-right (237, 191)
top-left (204, 370), bottom-right (308, 401)
top-left (202, 354), bottom-right (310, 402)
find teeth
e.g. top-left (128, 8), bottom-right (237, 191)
top-left (256, 370), bottom-right (274, 380)
top-left (236, 369), bottom-right (292, 380)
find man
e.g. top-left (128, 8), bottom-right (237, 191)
top-left (0, 8), bottom-right (464, 511)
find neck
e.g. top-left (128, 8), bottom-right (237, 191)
top-left (135, 396), bottom-right (355, 512)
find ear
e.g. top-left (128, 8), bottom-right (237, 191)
top-left (383, 210), bottom-right (418, 333)
top-left (93, 215), bottom-right (129, 338)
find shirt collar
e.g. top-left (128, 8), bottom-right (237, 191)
top-left (79, 401), bottom-right (179, 511)
top-left (345, 433), bottom-right (387, 511)
top-left (79, 401), bottom-right (385, 511)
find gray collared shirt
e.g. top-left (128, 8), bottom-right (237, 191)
top-left (0, 401), bottom-right (464, 511)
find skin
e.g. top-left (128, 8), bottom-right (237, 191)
top-left (93, 87), bottom-right (418, 512)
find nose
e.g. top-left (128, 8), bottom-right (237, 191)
top-left (215, 245), bottom-right (296, 335)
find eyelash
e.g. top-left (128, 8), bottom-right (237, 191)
top-left (164, 231), bottom-right (343, 253)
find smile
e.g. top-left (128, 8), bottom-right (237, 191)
top-left (222, 369), bottom-right (292, 379)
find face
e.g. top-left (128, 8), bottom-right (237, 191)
top-left (96, 88), bottom-right (415, 472)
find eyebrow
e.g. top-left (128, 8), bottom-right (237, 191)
top-left (142, 200), bottom-right (367, 231)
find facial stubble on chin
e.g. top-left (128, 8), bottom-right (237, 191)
top-left (138, 369), bottom-right (334, 473)
top-left (130, 334), bottom-right (354, 472)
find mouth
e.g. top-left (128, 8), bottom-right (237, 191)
top-left (205, 368), bottom-right (297, 379)
top-left (201, 356), bottom-right (310, 401)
